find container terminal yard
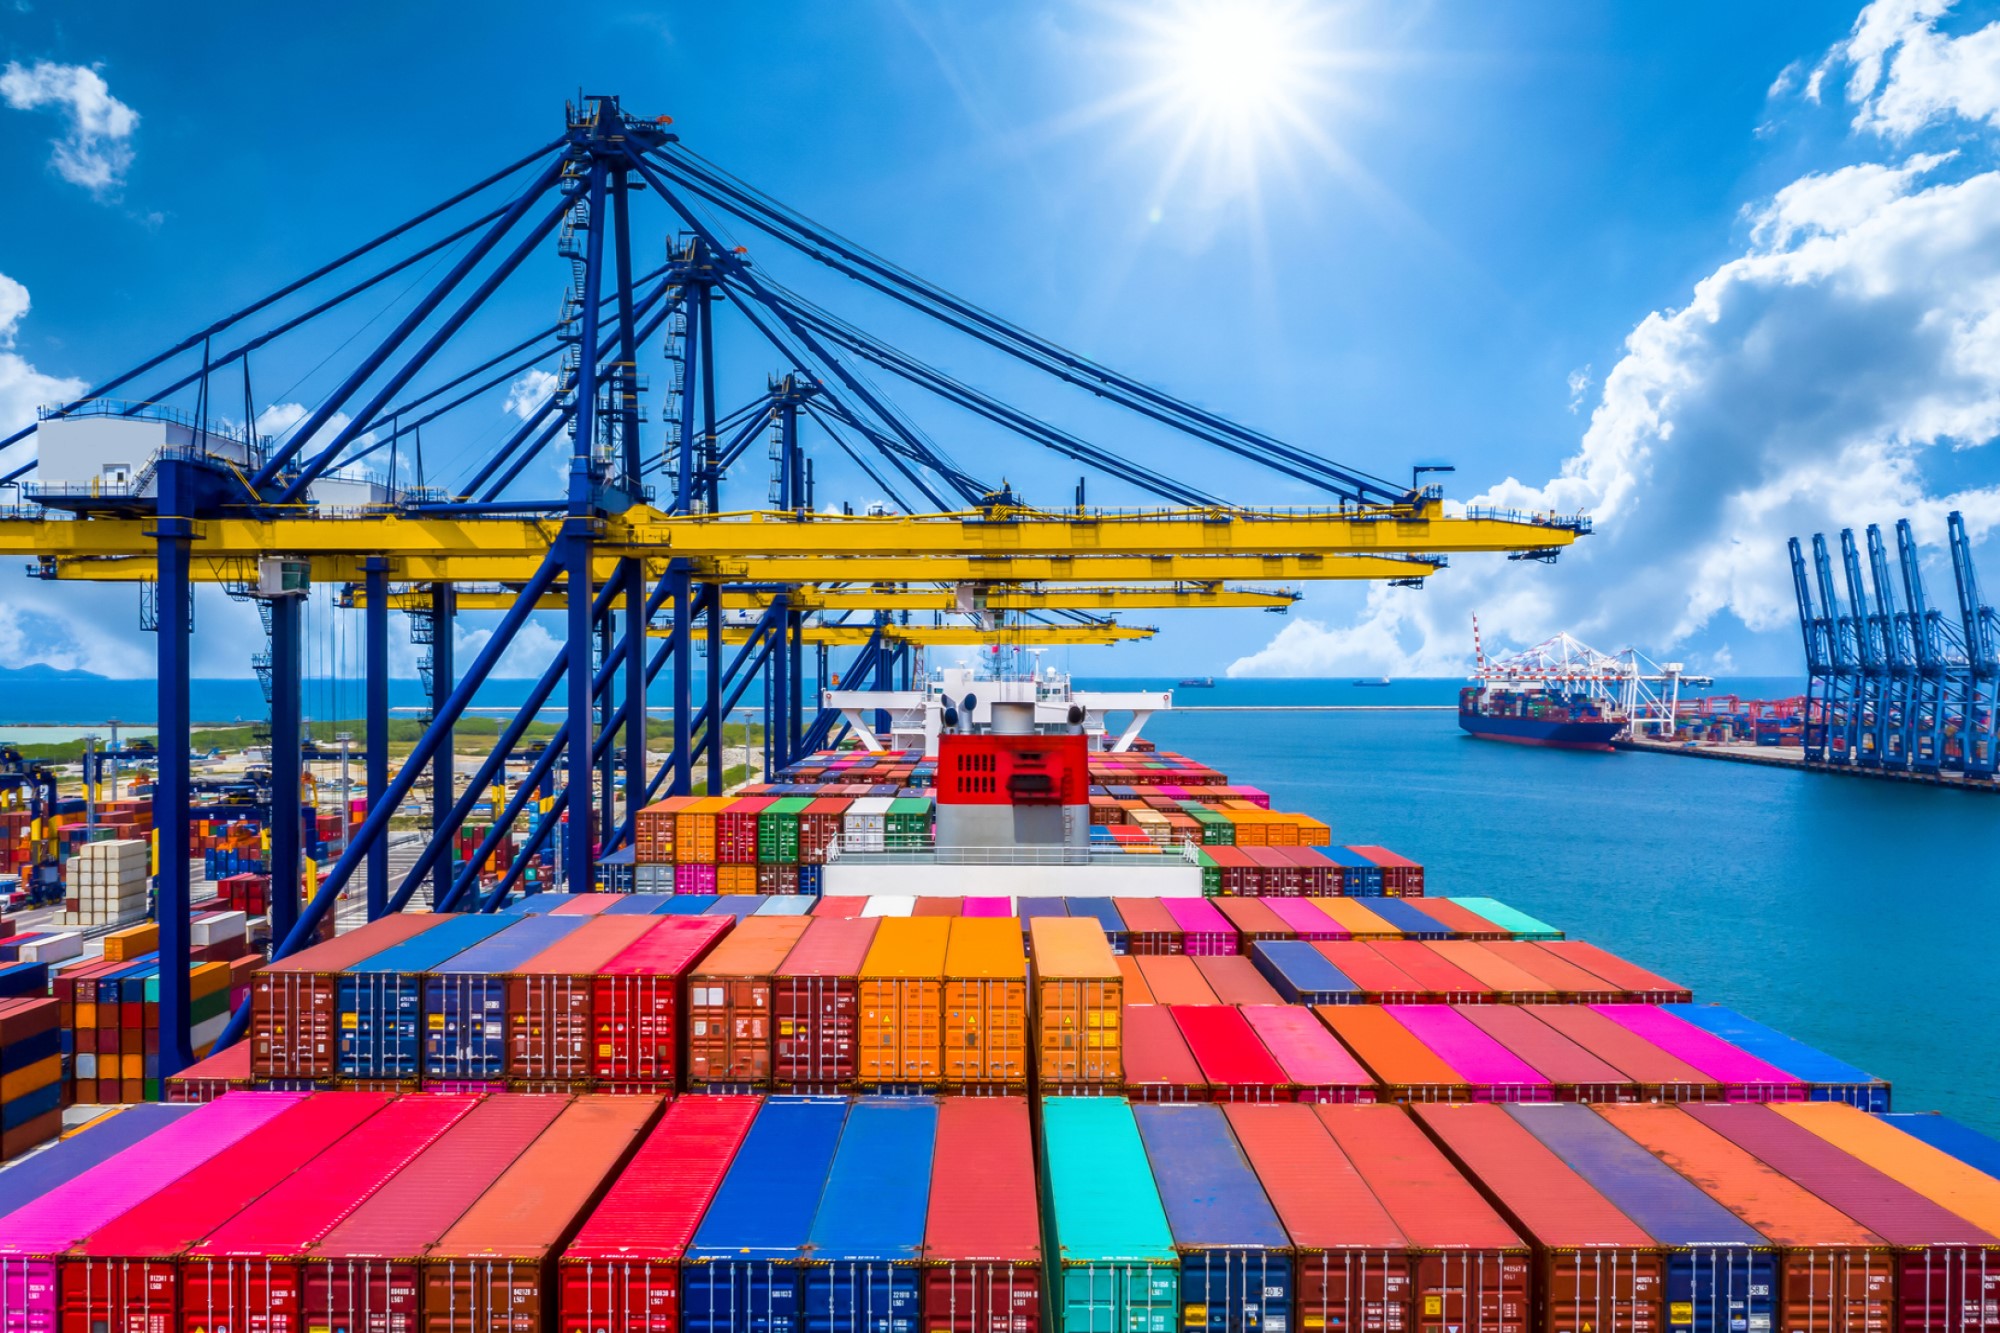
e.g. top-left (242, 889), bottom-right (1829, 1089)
top-left (1, 94), bottom-right (1999, 1333)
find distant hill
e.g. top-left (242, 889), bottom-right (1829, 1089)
top-left (0, 662), bottom-right (109, 681)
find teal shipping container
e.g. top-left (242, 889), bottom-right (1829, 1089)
top-left (1039, 1096), bottom-right (1179, 1333)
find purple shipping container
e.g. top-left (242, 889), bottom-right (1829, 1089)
top-left (1162, 897), bottom-right (1238, 955)
top-left (0, 1106), bottom-right (202, 1226)
top-left (961, 897), bottom-right (1013, 917)
top-left (0, 1092), bottom-right (306, 1333)
top-left (1591, 1005), bottom-right (1806, 1102)
top-left (1386, 1006), bottom-right (1554, 1103)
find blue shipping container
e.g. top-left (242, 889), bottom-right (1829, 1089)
top-left (1664, 1005), bottom-right (1890, 1111)
top-left (1067, 899), bottom-right (1130, 954)
top-left (1876, 1113), bottom-right (2000, 1178)
top-left (802, 1097), bottom-right (939, 1333)
top-left (0, 1103), bottom-right (199, 1222)
top-left (604, 893), bottom-right (678, 915)
top-left (1248, 941), bottom-right (1360, 1006)
top-left (422, 915), bottom-right (584, 1079)
top-left (337, 914), bottom-right (516, 1080)
top-left (663, 895), bottom-right (721, 915)
top-left (1359, 899), bottom-right (1451, 940)
top-left (1131, 1103), bottom-right (1293, 1333)
top-left (707, 897), bottom-right (770, 919)
top-left (1318, 848), bottom-right (1381, 895)
top-left (1506, 1104), bottom-right (1776, 1333)
top-left (685, 1096), bottom-right (850, 1333)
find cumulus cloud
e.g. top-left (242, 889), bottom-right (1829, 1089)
top-left (1232, 9), bottom-right (2000, 678)
top-left (0, 271), bottom-right (87, 482)
top-left (1566, 366), bottom-right (1592, 414)
top-left (0, 60), bottom-right (138, 195)
top-left (503, 368), bottom-right (561, 422)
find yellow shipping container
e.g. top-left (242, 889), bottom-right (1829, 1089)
top-left (857, 916), bottom-right (950, 1087)
top-left (1028, 917), bottom-right (1122, 1086)
top-left (941, 917), bottom-right (1027, 1089)
top-left (102, 922), bottom-right (158, 962)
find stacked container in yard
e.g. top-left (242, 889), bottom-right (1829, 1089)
top-left (804, 1097), bottom-right (939, 1333)
top-left (687, 915), bottom-right (811, 1088)
top-left (425, 915), bottom-right (583, 1086)
top-left (1416, 1103), bottom-right (1666, 1333)
top-left (858, 916), bottom-right (950, 1089)
top-left (1666, 1005), bottom-right (1890, 1109)
top-left (1599, 1104), bottom-right (1896, 1333)
top-left (1123, 1003), bottom-right (1210, 1102)
top-left (61, 1092), bottom-right (392, 1333)
top-left (923, 1096), bottom-right (1041, 1333)
top-left (1029, 917), bottom-right (1122, 1089)
top-left (502, 916), bottom-right (665, 1089)
top-left (1238, 1003), bottom-right (1376, 1103)
top-left (773, 916), bottom-right (879, 1091)
top-left (337, 915), bottom-right (517, 1084)
top-left (0, 1102), bottom-right (199, 1215)
top-left (420, 1096), bottom-right (662, 1333)
top-left (61, 839), bottom-right (149, 926)
top-left (1038, 1096), bottom-right (1179, 1333)
top-left (0, 997), bottom-right (59, 1157)
top-left (62, 954), bottom-right (234, 1101)
top-left (178, 1094), bottom-right (481, 1333)
top-left (558, 1095), bottom-right (762, 1333)
top-left (310, 1094), bottom-right (571, 1333)
top-left (1173, 1004), bottom-right (1292, 1103)
top-left (592, 914), bottom-right (733, 1090)
top-left (942, 916), bottom-right (1027, 1092)
top-left (164, 1040), bottom-right (255, 1101)
top-left (254, 914), bottom-right (446, 1082)
top-left (1506, 1104), bottom-right (1777, 1333)
top-left (682, 1096), bottom-right (849, 1333)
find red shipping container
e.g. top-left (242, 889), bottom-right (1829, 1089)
top-left (687, 917), bottom-right (812, 1086)
top-left (773, 916), bottom-right (880, 1089)
top-left (558, 1096), bottom-right (761, 1333)
top-left (1112, 898), bottom-right (1184, 955)
top-left (1482, 942), bottom-right (1624, 1003)
top-left (420, 1096), bottom-right (663, 1333)
top-left (1192, 956), bottom-right (1284, 1007)
top-left (590, 916), bottom-right (733, 1087)
top-left (1226, 1103), bottom-right (1414, 1333)
top-left (505, 917), bottom-right (664, 1083)
top-left (812, 896), bottom-right (868, 918)
top-left (64, 1093), bottom-right (394, 1333)
top-left (1276, 847), bottom-right (1337, 895)
top-left (1368, 941), bottom-right (1498, 1004)
top-left (253, 915), bottom-right (445, 1079)
top-left (1239, 1004), bottom-right (1376, 1103)
top-left (308, 1096), bottom-right (571, 1333)
top-left (549, 895), bottom-right (617, 916)
top-left (1171, 1004), bottom-right (1292, 1103)
top-left (1414, 1103), bottom-right (1666, 1333)
top-left (1406, 900), bottom-right (1510, 940)
top-left (922, 1097), bottom-right (1042, 1333)
top-left (1316, 942), bottom-right (1429, 1004)
top-left (1535, 942), bottom-right (1691, 1004)
top-left (1123, 1003), bottom-right (1209, 1102)
top-left (179, 1096), bottom-right (480, 1333)
top-left (1314, 1105), bottom-right (1531, 1333)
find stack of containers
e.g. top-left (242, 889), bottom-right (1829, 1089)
top-left (1133, 1102), bottom-right (1295, 1333)
top-left (1114, 899), bottom-right (1185, 955)
top-left (591, 914), bottom-right (733, 1091)
top-left (682, 1096), bottom-right (849, 1333)
top-left (61, 839), bottom-right (149, 926)
top-left (922, 1097), bottom-right (1042, 1333)
top-left (858, 916), bottom-right (951, 1089)
top-left (1591, 1005), bottom-right (1805, 1102)
top-left (1427, 942), bottom-right (1561, 1003)
top-left (1453, 1005), bottom-right (1641, 1102)
top-left (1665, 1005), bottom-right (1889, 1109)
top-left (1164, 897), bottom-right (1238, 955)
top-left (686, 916), bottom-right (811, 1088)
top-left (1878, 1112), bottom-right (2000, 1176)
top-left (1194, 956), bottom-right (1283, 1005)
top-left (1316, 1006), bottom-right (1472, 1102)
top-left (557, 1095), bottom-right (762, 1333)
top-left (163, 1040), bottom-right (255, 1101)
top-left (1037, 1097), bottom-right (1179, 1333)
top-left (773, 916), bottom-right (880, 1091)
top-left (420, 1096), bottom-right (663, 1333)
top-left (1030, 917), bottom-right (1123, 1090)
top-left (0, 1102), bottom-right (199, 1216)
top-left (63, 954), bottom-right (234, 1100)
top-left (1540, 943), bottom-right (1691, 1003)
top-left (253, 914), bottom-right (446, 1083)
top-left (337, 915), bottom-right (517, 1085)
top-left (308, 1093), bottom-right (572, 1333)
top-left (1529, 1007), bottom-right (1721, 1102)
top-left (1250, 941), bottom-right (1362, 1005)
top-left (1416, 1103), bottom-right (1666, 1333)
top-left (503, 916), bottom-right (665, 1090)
top-left (1173, 1005), bottom-right (1293, 1103)
top-left (1450, 899), bottom-right (1564, 941)
top-left (942, 916), bottom-right (1027, 1092)
top-left (0, 997), bottom-right (59, 1156)
top-left (424, 915), bottom-right (585, 1087)
top-left (799, 797), bottom-right (850, 865)
top-left (804, 1097), bottom-right (939, 1331)
top-left (1384, 1006), bottom-right (1556, 1102)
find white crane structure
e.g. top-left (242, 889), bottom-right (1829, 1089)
top-left (1472, 618), bottom-right (1712, 739)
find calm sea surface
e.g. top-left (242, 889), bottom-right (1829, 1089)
top-left (5, 672), bottom-right (1993, 1133)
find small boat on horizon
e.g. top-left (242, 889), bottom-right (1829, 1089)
top-left (1177, 676), bottom-right (1215, 688)
top-left (1351, 677), bottom-right (1392, 686)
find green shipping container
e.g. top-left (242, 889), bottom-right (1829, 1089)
top-left (758, 796), bottom-right (813, 864)
top-left (1183, 806), bottom-right (1233, 846)
top-left (1195, 849), bottom-right (1221, 897)
top-left (1039, 1097), bottom-right (1179, 1333)
top-left (1443, 896), bottom-right (1564, 940)
top-left (885, 797), bottom-right (933, 847)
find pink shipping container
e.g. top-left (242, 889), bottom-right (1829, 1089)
top-left (1239, 1004), bottom-right (1376, 1103)
top-left (0, 1093), bottom-right (306, 1333)
top-left (1386, 1006), bottom-right (1555, 1103)
top-left (1263, 898), bottom-right (1349, 941)
top-left (812, 897), bottom-right (868, 918)
top-left (962, 897), bottom-right (1013, 917)
top-left (550, 895), bottom-right (617, 916)
top-left (678, 863), bottom-right (719, 895)
top-left (1162, 897), bottom-right (1238, 955)
top-left (1590, 1004), bottom-right (1807, 1102)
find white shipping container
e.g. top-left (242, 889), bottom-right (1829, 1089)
top-left (860, 894), bottom-right (914, 917)
top-left (190, 911), bottom-right (248, 945)
top-left (19, 932), bottom-right (81, 963)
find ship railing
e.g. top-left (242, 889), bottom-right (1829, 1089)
top-left (826, 842), bottom-right (1176, 866)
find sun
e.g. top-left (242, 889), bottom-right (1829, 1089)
top-left (1153, 0), bottom-right (1317, 137)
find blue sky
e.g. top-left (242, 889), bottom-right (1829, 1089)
top-left (3, 1), bottom-right (1999, 679)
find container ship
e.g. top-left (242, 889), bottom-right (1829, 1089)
top-left (4, 664), bottom-right (1995, 1333)
top-left (1458, 680), bottom-right (1626, 750)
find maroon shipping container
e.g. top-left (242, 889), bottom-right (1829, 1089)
top-left (717, 797), bottom-right (773, 865)
top-left (1114, 898), bottom-right (1185, 955)
top-left (798, 798), bottom-right (850, 864)
top-left (1171, 1004), bottom-right (1291, 1103)
top-left (1408, 901), bottom-right (1510, 940)
top-left (1414, 1103), bottom-right (1665, 1333)
top-left (1481, 943), bottom-right (1624, 1002)
top-left (179, 1096), bottom-right (480, 1333)
top-left (1316, 942), bottom-right (1428, 1004)
top-left (687, 917), bottom-right (813, 1087)
top-left (1350, 846), bottom-right (1424, 896)
top-left (1368, 941), bottom-right (1497, 1003)
top-left (505, 917), bottom-right (663, 1083)
top-left (420, 1096), bottom-right (664, 1333)
top-left (772, 916), bottom-right (880, 1089)
top-left (308, 1095), bottom-right (572, 1333)
top-left (64, 1093), bottom-right (394, 1333)
top-left (1682, 1104), bottom-right (2000, 1333)
top-left (1315, 1104), bottom-right (1532, 1333)
top-left (1227, 1102), bottom-right (1414, 1333)
top-left (252, 916), bottom-right (445, 1078)
top-left (591, 916), bottom-right (734, 1088)
top-left (1452, 1005), bottom-right (1641, 1102)
top-left (923, 1097), bottom-right (1043, 1333)
top-left (1277, 847), bottom-right (1336, 896)
top-left (1122, 1004), bottom-right (1210, 1102)
top-left (1528, 1006), bottom-right (1721, 1101)
top-left (1192, 955), bottom-right (1284, 1006)
top-left (558, 1095), bottom-right (761, 1333)
top-left (1536, 943), bottom-right (1691, 1004)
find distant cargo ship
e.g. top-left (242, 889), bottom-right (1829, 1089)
top-left (1351, 677), bottom-right (1391, 686)
top-left (1177, 676), bottom-right (1215, 688)
top-left (1458, 682), bottom-right (1624, 751)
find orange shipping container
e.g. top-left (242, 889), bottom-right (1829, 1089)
top-left (1773, 1102), bottom-right (2000, 1233)
top-left (1425, 941), bottom-right (1560, 1004)
top-left (858, 917), bottom-right (950, 1087)
top-left (686, 916), bottom-right (811, 1086)
top-left (1315, 1004), bottom-right (1470, 1102)
top-left (716, 865), bottom-right (758, 895)
top-left (1133, 955), bottom-right (1219, 1007)
top-left (1116, 955), bottom-right (1155, 1005)
top-left (941, 917), bottom-right (1027, 1089)
top-left (673, 797), bottom-right (731, 865)
top-left (1029, 917), bottom-right (1122, 1086)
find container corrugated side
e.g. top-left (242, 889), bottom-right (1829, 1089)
top-left (923, 1097), bottom-right (1041, 1333)
top-left (802, 1097), bottom-right (939, 1333)
top-left (858, 917), bottom-right (951, 1089)
top-left (774, 918), bottom-right (880, 1090)
top-left (941, 918), bottom-right (1027, 1091)
top-left (1029, 919), bottom-right (1122, 1088)
top-left (255, 916), bottom-right (447, 1079)
top-left (1037, 1097), bottom-right (1178, 1333)
top-left (1666, 1006), bottom-right (1889, 1111)
top-left (338, 916), bottom-right (516, 1082)
top-left (590, 915), bottom-right (733, 1089)
top-left (688, 917), bottom-right (813, 1088)
top-left (425, 917), bottom-right (589, 1082)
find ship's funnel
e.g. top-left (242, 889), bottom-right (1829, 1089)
top-left (990, 701), bottom-right (1034, 734)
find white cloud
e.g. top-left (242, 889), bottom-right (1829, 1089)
top-left (1566, 365), bottom-right (1592, 414)
top-left (454, 617), bottom-right (566, 679)
top-left (0, 60), bottom-right (138, 195)
top-left (1831, 0), bottom-right (2000, 138)
top-left (0, 271), bottom-right (87, 483)
top-left (503, 368), bottom-right (560, 422)
top-left (255, 401), bottom-right (376, 467)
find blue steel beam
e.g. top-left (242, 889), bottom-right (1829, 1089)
top-left (363, 556), bottom-right (389, 916)
top-left (151, 459), bottom-right (197, 1078)
top-left (429, 584), bottom-right (455, 907)
top-left (1896, 519), bottom-right (1950, 772)
top-left (1948, 510), bottom-right (1999, 778)
top-left (1840, 530), bottom-right (1882, 768)
top-left (1865, 524), bottom-right (1910, 768)
top-left (268, 592), bottom-right (303, 940)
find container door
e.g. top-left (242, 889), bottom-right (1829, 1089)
top-left (1666, 1250), bottom-right (1776, 1333)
